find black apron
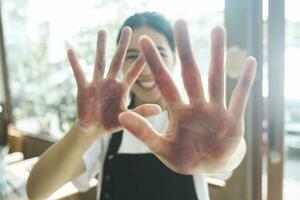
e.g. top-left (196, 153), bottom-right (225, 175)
top-left (99, 131), bottom-right (198, 200)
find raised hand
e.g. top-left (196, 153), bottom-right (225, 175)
top-left (119, 20), bottom-right (257, 174)
top-left (68, 27), bottom-right (160, 134)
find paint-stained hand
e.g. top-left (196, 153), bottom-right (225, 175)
top-left (68, 27), bottom-right (160, 134)
top-left (119, 20), bottom-right (257, 174)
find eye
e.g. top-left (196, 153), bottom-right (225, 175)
top-left (125, 54), bottom-right (139, 60)
top-left (160, 52), bottom-right (167, 58)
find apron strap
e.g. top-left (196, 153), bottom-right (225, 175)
top-left (100, 131), bottom-right (123, 200)
top-left (107, 131), bottom-right (123, 156)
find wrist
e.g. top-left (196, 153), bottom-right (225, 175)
top-left (72, 119), bottom-right (105, 140)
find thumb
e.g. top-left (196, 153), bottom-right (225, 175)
top-left (119, 111), bottom-right (162, 152)
top-left (132, 104), bottom-right (161, 118)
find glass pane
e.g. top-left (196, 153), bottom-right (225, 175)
top-left (284, 0), bottom-right (300, 199)
top-left (2, 0), bottom-right (224, 138)
top-left (262, 0), bottom-right (268, 198)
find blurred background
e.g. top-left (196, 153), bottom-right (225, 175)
top-left (0, 0), bottom-right (299, 199)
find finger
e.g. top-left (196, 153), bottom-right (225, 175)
top-left (132, 104), bottom-right (161, 117)
top-left (119, 111), bottom-right (163, 152)
top-left (174, 20), bottom-right (204, 104)
top-left (139, 36), bottom-right (183, 107)
top-left (93, 29), bottom-right (107, 82)
top-left (122, 54), bottom-right (145, 88)
top-left (68, 49), bottom-right (87, 88)
top-left (228, 57), bottom-right (257, 119)
top-left (208, 26), bottom-right (226, 105)
top-left (108, 26), bottom-right (132, 79)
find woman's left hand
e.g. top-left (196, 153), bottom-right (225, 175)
top-left (119, 20), bottom-right (257, 175)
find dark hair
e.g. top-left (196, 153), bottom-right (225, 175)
top-left (116, 12), bottom-right (175, 52)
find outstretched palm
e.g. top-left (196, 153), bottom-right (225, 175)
top-left (68, 27), bottom-right (159, 133)
top-left (119, 20), bottom-right (257, 174)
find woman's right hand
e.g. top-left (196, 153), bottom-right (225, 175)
top-left (68, 27), bottom-right (161, 136)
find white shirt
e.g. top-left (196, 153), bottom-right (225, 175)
top-left (72, 110), bottom-right (211, 200)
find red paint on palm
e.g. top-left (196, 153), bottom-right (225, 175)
top-left (119, 20), bottom-right (257, 174)
top-left (68, 27), bottom-right (158, 133)
top-left (76, 79), bottom-right (127, 131)
top-left (98, 79), bottom-right (126, 130)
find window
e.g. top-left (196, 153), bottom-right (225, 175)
top-left (284, 0), bottom-right (300, 199)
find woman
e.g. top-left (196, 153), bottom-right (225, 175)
top-left (26, 12), bottom-right (256, 200)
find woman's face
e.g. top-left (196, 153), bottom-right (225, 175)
top-left (123, 25), bottom-right (176, 103)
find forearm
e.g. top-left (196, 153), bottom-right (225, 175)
top-left (26, 121), bottom-right (102, 200)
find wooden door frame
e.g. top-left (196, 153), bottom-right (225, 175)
top-left (223, 0), bottom-right (264, 199)
top-left (267, 1), bottom-right (285, 200)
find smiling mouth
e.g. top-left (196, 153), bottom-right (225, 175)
top-left (136, 80), bottom-right (157, 91)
